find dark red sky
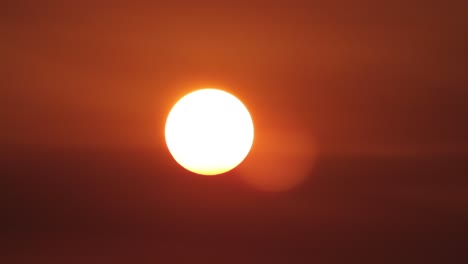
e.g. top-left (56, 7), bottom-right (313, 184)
top-left (2, 1), bottom-right (468, 263)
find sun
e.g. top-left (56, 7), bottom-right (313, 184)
top-left (165, 88), bottom-right (254, 175)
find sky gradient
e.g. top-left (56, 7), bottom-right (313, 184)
top-left (2, 1), bottom-right (468, 263)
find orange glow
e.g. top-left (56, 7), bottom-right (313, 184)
top-left (238, 114), bottom-right (317, 192)
top-left (165, 88), bottom-right (254, 175)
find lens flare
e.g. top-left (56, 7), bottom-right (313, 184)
top-left (238, 114), bottom-right (317, 191)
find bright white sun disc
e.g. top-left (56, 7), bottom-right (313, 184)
top-left (165, 88), bottom-right (254, 175)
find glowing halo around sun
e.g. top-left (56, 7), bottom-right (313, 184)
top-left (165, 88), bottom-right (254, 175)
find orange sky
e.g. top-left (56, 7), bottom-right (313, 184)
top-left (2, 0), bottom-right (467, 155)
top-left (2, 2), bottom-right (468, 262)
